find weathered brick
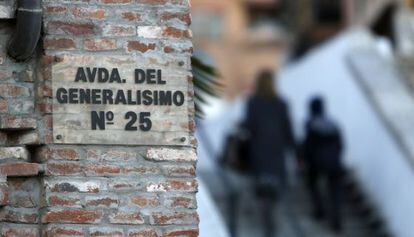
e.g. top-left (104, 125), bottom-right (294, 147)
top-left (100, 0), bottom-right (133, 4)
top-left (9, 99), bottom-right (35, 114)
top-left (0, 132), bottom-right (7, 145)
top-left (0, 163), bottom-right (41, 177)
top-left (127, 228), bottom-right (159, 237)
top-left (137, 0), bottom-right (187, 6)
top-left (162, 164), bottom-right (195, 177)
top-left (8, 131), bottom-right (40, 145)
top-left (0, 115), bottom-right (37, 130)
top-left (130, 194), bottom-right (159, 208)
top-left (9, 192), bottom-right (37, 208)
top-left (121, 11), bottom-right (141, 21)
top-left (46, 179), bottom-right (102, 193)
top-left (166, 179), bottom-right (198, 192)
top-left (47, 21), bottom-right (97, 36)
top-left (47, 195), bottom-right (82, 207)
top-left (1, 207), bottom-right (38, 223)
top-left (160, 12), bottom-right (191, 25)
top-left (42, 209), bottom-right (103, 224)
top-left (0, 99), bottom-right (8, 113)
top-left (0, 182), bottom-right (9, 206)
top-left (37, 147), bottom-right (82, 161)
top-left (89, 227), bottom-right (123, 237)
top-left (16, 70), bottom-right (34, 82)
top-left (162, 27), bottom-right (192, 38)
top-left (127, 41), bottom-right (156, 53)
top-left (46, 162), bottom-right (83, 176)
top-left (0, 84), bottom-right (30, 97)
top-left (1, 225), bottom-right (39, 237)
top-left (0, 147), bottom-right (30, 162)
top-left (164, 195), bottom-right (196, 209)
top-left (86, 149), bottom-right (137, 162)
top-left (146, 148), bottom-right (196, 162)
top-left (85, 164), bottom-right (121, 176)
top-left (85, 196), bottom-right (119, 208)
top-left (109, 209), bottom-right (144, 224)
top-left (43, 225), bottom-right (86, 237)
top-left (72, 7), bottom-right (106, 20)
top-left (163, 228), bottom-right (198, 237)
top-left (122, 165), bottom-right (160, 175)
top-left (44, 38), bottom-right (76, 50)
top-left (150, 211), bottom-right (199, 225)
top-left (103, 25), bottom-right (135, 36)
top-left (137, 26), bottom-right (163, 38)
top-left (84, 39), bottom-right (117, 51)
top-left (37, 83), bottom-right (53, 98)
top-left (45, 6), bottom-right (68, 14)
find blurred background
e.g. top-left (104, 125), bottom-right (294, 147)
top-left (192, 0), bottom-right (414, 237)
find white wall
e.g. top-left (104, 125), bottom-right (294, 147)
top-left (279, 29), bottom-right (414, 237)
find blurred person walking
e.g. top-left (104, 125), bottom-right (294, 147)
top-left (245, 70), bottom-right (296, 237)
top-left (302, 96), bottom-right (344, 232)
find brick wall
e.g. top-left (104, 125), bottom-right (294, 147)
top-left (0, 0), bottom-right (198, 236)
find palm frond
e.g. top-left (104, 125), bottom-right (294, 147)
top-left (191, 56), bottom-right (221, 118)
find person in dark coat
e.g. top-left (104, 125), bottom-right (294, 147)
top-left (302, 96), bottom-right (344, 232)
top-left (245, 70), bottom-right (296, 237)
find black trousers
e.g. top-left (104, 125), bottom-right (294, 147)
top-left (256, 176), bottom-right (281, 237)
top-left (307, 167), bottom-right (342, 228)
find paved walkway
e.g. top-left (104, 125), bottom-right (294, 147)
top-left (200, 170), bottom-right (378, 237)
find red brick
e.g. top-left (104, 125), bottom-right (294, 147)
top-left (150, 211), bottom-right (199, 225)
top-left (0, 115), bottom-right (37, 130)
top-left (121, 11), bottom-right (141, 21)
top-left (48, 195), bottom-right (81, 207)
top-left (1, 226), bottom-right (39, 237)
top-left (0, 183), bottom-right (9, 206)
top-left (36, 102), bottom-right (53, 114)
top-left (2, 208), bottom-right (38, 223)
top-left (72, 7), bottom-right (106, 19)
top-left (163, 228), bottom-right (198, 237)
top-left (45, 6), bottom-right (67, 13)
top-left (161, 12), bottom-right (191, 25)
top-left (47, 21), bottom-right (96, 36)
top-left (55, 148), bottom-right (81, 161)
top-left (128, 228), bottom-right (159, 237)
top-left (46, 162), bottom-right (82, 176)
top-left (48, 180), bottom-right (101, 193)
top-left (167, 179), bottom-right (198, 192)
top-left (42, 209), bottom-right (103, 223)
top-left (163, 27), bottom-right (192, 38)
top-left (90, 228), bottom-right (123, 237)
top-left (0, 163), bottom-right (40, 177)
top-left (86, 149), bottom-right (137, 162)
top-left (163, 165), bottom-right (195, 177)
top-left (85, 164), bottom-right (121, 176)
top-left (122, 165), bottom-right (160, 175)
top-left (137, 0), bottom-right (186, 5)
top-left (109, 210), bottom-right (144, 224)
top-left (0, 99), bottom-right (8, 113)
top-left (43, 226), bottom-right (85, 237)
top-left (127, 41), bottom-right (156, 53)
top-left (100, 0), bottom-right (132, 4)
top-left (103, 25), bottom-right (135, 36)
top-left (130, 195), bottom-right (159, 208)
top-left (44, 38), bottom-right (76, 50)
top-left (38, 83), bottom-right (53, 98)
top-left (85, 196), bottom-right (119, 207)
top-left (164, 196), bottom-right (196, 209)
top-left (84, 39), bottom-right (117, 51)
top-left (0, 84), bottom-right (30, 97)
